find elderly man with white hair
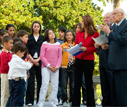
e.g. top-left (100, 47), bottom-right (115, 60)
top-left (94, 12), bottom-right (116, 106)
top-left (100, 8), bottom-right (127, 106)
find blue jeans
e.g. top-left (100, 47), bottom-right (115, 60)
top-left (9, 79), bottom-right (25, 106)
top-left (61, 66), bottom-right (75, 103)
top-left (57, 68), bottom-right (62, 102)
top-left (24, 80), bottom-right (28, 96)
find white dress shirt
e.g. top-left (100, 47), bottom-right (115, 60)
top-left (117, 18), bottom-right (125, 26)
top-left (8, 54), bottom-right (32, 79)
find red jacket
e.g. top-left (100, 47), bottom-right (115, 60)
top-left (75, 31), bottom-right (99, 60)
top-left (0, 50), bottom-right (12, 74)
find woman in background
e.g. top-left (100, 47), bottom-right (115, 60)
top-left (25, 21), bottom-right (44, 106)
top-left (76, 23), bottom-right (87, 105)
top-left (5, 24), bottom-right (15, 38)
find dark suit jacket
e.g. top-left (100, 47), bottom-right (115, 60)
top-left (26, 34), bottom-right (44, 58)
top-left (108, 19), bottom-right (127, 70)
top-left (99, 31), bottom-right (109, 69)
top-left (99, 24), bottom-right (116, 69)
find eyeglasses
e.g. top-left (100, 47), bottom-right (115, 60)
top-left (112, 12), bottom-right (121, 15)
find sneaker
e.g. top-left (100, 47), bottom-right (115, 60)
top-left (37, 103), bottom-right (44, 107)
top-left (58, 99), bottom-right (62, 105)
top-left (51, 103), bottom-right (57, 107)
top-left (69, 102), bottom-right (72, 107)
top-left (63, 102), bottom-right (68, 107)
top-left (83, 101), bottom-right (87, 105)
top-left (27, 103), bottom-right (32, 106)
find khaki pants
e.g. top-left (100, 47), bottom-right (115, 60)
top-left (1, 74), bottom-right (9, 107)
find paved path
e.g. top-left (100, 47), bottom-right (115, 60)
top-left (24, 101), bottom-right (102, 107)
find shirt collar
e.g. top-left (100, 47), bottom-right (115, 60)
top-left (13, 54), bottom-right (21, 59)
top-left (2, 49), bottom-right (10, 53)
top-left (112, 23), bottom-right (114, 26)
top-left (117, 18), bottom-right (125, 26)
top-left (64, 41), bottom-right (74, 46)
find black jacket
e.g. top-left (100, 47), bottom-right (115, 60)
top-left (108, 19), bottom-right (127, 70)
top-left (26, 34), bottom-right (44, 58)
top-left (99, 24), bottom-right (116, 69)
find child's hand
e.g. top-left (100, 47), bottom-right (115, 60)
top-left (48, 66), bottom-right (54, 72)
top-left (28, 60), bottom-right (33, 66)
top-left (27, 75), bottom-right (30, 79)
top-left (52, 67), bottom-right (58, 72)
top-left (31, 63), bottom-right (34, 67)
top-left (28, 59), bottom-right (32, 63)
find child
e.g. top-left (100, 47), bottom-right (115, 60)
top-left (13, 37), bottom-right (23, 44)
top-left (61, 30), bottom-right (75, 106)
top-left (26, 21), bottom-right (44, 106)
top-left (57, 26), bottom-right (67, 45)
top-left (37, 29), bottom-right (62, 107)
top-left (0, 29), bottom-right (9, 105)
top-left (0, 29), bottom-right (9, 37)
top-left (17, 30), bottom-right (29, 61)
top-left (5, 24), bottom-right (15, 38)
top-left (75, 23), bottom-right (81, 34)
top-left (57, 26), bottom-right (66, 105)
top-left (8, 43), bottom-right (32, 106)
top-left (17, 30), bottom-right (28, 45)
top-left (0, 36), bottom-right (13, 107)
top-left (0, 29), bottom-right (9, 52)
top-left (17, 30), bottom-right (30, 96)
top-left (5, 37), bottom-right (23, 107)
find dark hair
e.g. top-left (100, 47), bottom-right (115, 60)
top-left (80, 15), bottom-right (97, 36)
top-left (44, 29), bottom-right (57, 42)
top-left (17, 30), bottom-right (28, 38)
top-left (64, 30), bottom-right (75, 43)
top-left (30, 21), bottom-right (42, 34)
top-left (2, 36), bottom-right (13, 45)
top-left (76, 23), bottom-right (81, 29)
top-left (58, 26), bottom-right (67, 33)
top-left (0, 29), bottom-right (9, 49)
top-left (12, 43), bottom-right (28, 59)
top-left (5, 24), bottom-right (15, 38)
top-left (0, 29), bottom-right (9, 36)
top-left (13, 37), bottom-right (23, 45)
top-left (5, 24), bottom-right (15, 30)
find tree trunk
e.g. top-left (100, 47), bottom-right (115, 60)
top-left (113, 0), bottom-right (120, 8)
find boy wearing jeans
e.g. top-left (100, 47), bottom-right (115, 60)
top-left (8, 43), bottom-right (32, 106)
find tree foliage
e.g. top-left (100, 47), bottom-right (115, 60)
top-left (0, 0), bottom-right (42, 32)
top-left (106, 0), bottom-right (123, 8)
top-left (34, 0), bottom-right (105, 34)
top-left (0, 0), bottom-right (103, 75)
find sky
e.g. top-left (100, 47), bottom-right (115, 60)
top-left (92, 0), bottom-right (127, 16)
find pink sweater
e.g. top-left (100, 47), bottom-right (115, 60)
top-left (40, 41), bottom-right (62, 68)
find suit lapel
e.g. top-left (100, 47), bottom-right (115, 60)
top-left (116, 19), bottom-right (126, 33)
